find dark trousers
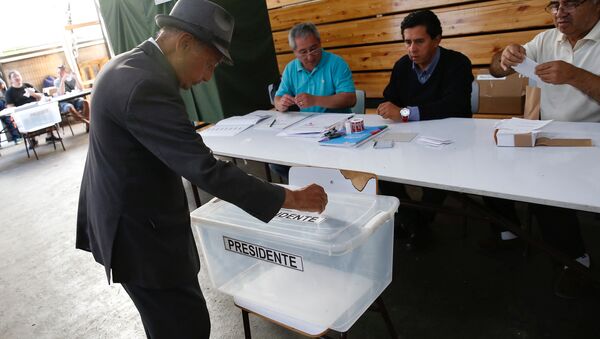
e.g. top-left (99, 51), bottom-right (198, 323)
top-left (122, 279), bottom-right (210, 339)
top-left (484, 197), bottom-right (586, 259)
top-left (482, 196), bottom-right (521, 232)
top-left (530, 204), bottom-right (586, 259)
top-left (379, 181), bottom-right (446, 233)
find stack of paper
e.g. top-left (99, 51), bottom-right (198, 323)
top-left (495, 117), bottom-right (552, 133)
top-left (416, 136), bottom-right (453, 147)
top-left (494, 118), bottom-right (553, 147)
top-left (319, 126), bottom-right (387, 147)
top-left (252, 111), bottom-right (312, 130)
top-left (277, 113), bottom-right (353, 138)
top-left (200, 113), bottom-right (270, 137)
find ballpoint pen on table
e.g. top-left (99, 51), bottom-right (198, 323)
top-left (269, 118), bottom-right (277, 127)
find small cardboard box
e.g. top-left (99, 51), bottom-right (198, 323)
top-left (477, 71), bottom-right (528, 115)
top-left (494, 129), bottom-right (593, 147)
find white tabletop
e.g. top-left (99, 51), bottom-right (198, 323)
top-left (201, 115), bottom-right (600, 213)
top-left (51, 89), bottom-right (92, 103)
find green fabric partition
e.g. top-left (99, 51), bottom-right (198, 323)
top-left (98, 0), bottom-right (224, 122)
top-left (212, 0), bottom-right (280, 117)
top-left (98, 0), bottom-right (279, 121)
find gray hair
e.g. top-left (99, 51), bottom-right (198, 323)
top-left (288, 22), bottom-right (321, 50)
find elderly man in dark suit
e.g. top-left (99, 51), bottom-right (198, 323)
top-left (76, 1), bottom-right (327, 337)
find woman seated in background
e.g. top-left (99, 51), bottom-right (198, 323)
top-left (4, 70), bottom-right (53, 148)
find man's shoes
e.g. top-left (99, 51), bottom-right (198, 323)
top-left (45, 135), bottom-right (62, 143)
top-left (13, 137), bottom-right (23, 145)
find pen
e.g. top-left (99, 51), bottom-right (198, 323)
top-left (269, 118), bottom-right (276, 127)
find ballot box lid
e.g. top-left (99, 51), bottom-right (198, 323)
top-left (191, 191), bottom-right (399, 255)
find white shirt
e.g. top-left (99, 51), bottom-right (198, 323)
top-left (524, 19), bottom-right (600, 122)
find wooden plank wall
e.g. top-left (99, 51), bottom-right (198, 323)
top-left (266, 0), bottom-right (554, 117)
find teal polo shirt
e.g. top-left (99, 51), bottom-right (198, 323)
top-left (275, 50), bottom-right (355, 113)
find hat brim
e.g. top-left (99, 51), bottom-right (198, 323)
top-left (156, 14), bottom-right (233, 65)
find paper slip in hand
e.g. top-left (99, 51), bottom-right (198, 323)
top-left (512, 57), bottom-right (542, 84)
top-left (252, 111), bottom-right (312, 130)
top-left (416, 135), bottom-right (453, 147)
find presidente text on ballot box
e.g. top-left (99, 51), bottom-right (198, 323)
top-left (191, 192), bottom-right (399, 335)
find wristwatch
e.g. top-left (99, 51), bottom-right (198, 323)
top-left (400, 108), bottom-right (410, 122)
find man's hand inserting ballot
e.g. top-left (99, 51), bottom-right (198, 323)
top-left (283, 184), bottom-right (328, 213)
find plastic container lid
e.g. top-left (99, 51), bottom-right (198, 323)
top-left (190, 191), bottom-right (399, 255)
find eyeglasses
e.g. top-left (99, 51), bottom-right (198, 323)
top-left (295, 44), bottom-right (322, 58)
top-left (544, 0), bottom-right (587, 14)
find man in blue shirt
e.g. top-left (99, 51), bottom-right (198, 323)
top-left (275, 22), bottom-right (356, 113)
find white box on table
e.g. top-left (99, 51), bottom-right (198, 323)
top-left (11, 102), bottom-right (60, 133)
top-left (190, 192), bottom-right (399, 334)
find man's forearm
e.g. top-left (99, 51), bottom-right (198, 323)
top-left (570, 68), bottom-right (600, 103)
top-left (489, 51), bottom-right (516, 78)
top-left (315, 92), bottom-right (356, 109)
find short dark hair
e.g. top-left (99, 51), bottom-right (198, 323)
top-left (401, 10), bottom-right (442, 40)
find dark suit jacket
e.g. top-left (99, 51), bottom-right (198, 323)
top-left (383, 47), bottom-right (473, 120)
top-left (76, 40), bottom-right (285, 288)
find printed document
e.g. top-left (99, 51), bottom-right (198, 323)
top-left (252, 111), bottom-right (312, 130)
top-left (200, 113), bottom-right (270, 137)
top-left (277, 113), bottom-right (353, 137)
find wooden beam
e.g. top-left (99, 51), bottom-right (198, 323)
top-left (272, 0), bottom-right (552, 53)
top-left (64, 21), bottom-right (100, 30)
top-left (269, 0), bottom-right (482, 32)
top-left (266, 0), bottom-right (314, 10)
top-left (277, 29), bottom-right (544, 72)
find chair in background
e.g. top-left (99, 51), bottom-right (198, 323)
top-left (351, 89), bottom-right (365, 115)
top-left (79, 57), bottom-right (109, 88)
top-left (471, 80), bottom-right (479, 114)
top-left (236, 166), bottom-right (397, 339)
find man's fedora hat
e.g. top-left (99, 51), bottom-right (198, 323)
top-left (156, 0), bottom-right (235, 65)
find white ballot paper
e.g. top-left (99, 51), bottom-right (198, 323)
top-left (200, 113), bottom-right (270, 137)
top-left (495, 117), bottom-right (552, 133)
top-left (416, 135), bottom-right (453, 147)
top-left (252, 111), bottom-right (312, 130)
top-left (512, 57), bottom-right (542, 84)
top-left (277, 113), bottom-right (353, 137)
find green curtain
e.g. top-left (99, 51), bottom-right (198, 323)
top-left (212, 0), bottom-right (280, 117)
top-left (98, 0), bottom-right (279, 121)
top-left (98, 0), bottom-right (224, 122)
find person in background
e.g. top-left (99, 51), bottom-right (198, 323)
top-left (272, 22), bottom-right (357, 180)
top-left (489, 0), bottom-right (600, 298)
top-left (76, 1), bottom-right (328, 338)
top-left (377, 10), bottom-right (473, 251)
top-left (5, 70), bottom-right (44, 148)
top-left (54, 64), bottom-right (90, 130)
top-left (0, 76), bottom-right (22, 144)
top-left (274, 22), bottom-right (356, 113)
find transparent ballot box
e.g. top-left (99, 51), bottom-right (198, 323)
top-left (190, 192), bottom-right (399, 335)
top-left (11, 102), bottom-right (61, 133)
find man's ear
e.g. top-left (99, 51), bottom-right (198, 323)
top-left (175, 33), bottom-right (195, 52)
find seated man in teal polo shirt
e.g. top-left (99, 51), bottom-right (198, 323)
top-left (274, 22), bottom-right (356, 113)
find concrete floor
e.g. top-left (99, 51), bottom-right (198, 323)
top-left (1, 123), bottom-right (599, 339)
